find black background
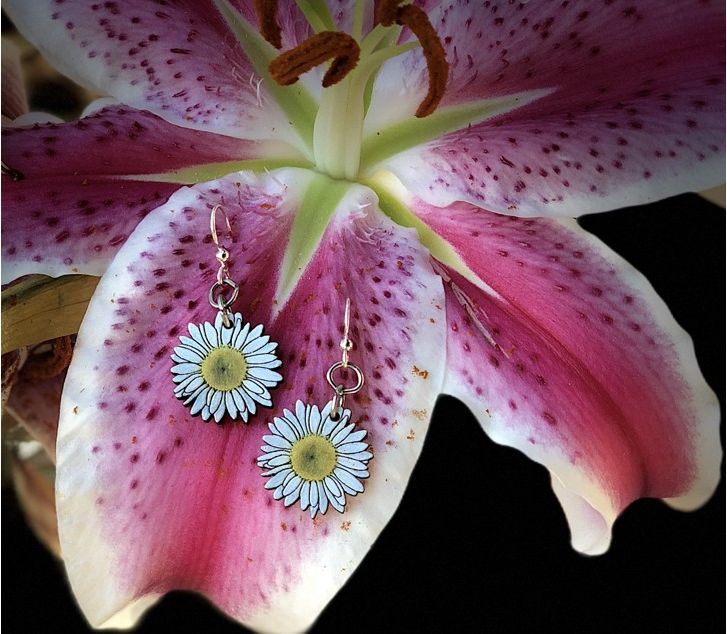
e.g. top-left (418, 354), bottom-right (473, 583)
top-left (2, 193), bottom-right (724, 633)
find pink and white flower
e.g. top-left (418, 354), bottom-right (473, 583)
top-left (1, 1), bottom-right (723, 632)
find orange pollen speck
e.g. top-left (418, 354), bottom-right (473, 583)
top-left (269, 31), bottom-right (361, 88)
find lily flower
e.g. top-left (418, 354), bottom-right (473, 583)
top-left (1, 1), bottom-right (723, 632)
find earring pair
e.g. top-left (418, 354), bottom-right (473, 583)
top-left (169, 205), bottom-right (372, 516)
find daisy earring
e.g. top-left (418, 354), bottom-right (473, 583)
top-left (170, 205), bottom-right (283, 424)
top-left (258, 298), bottom-right (373, 518)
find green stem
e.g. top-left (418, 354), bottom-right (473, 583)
top-left (295, 0), bottom-right (336, 32)
top-left (352, 0), bottom-right (366, 41)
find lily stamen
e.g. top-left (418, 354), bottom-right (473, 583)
top-left (379, 1), bottom-right (448, 117)
top-left (269, 31), bottom-right (360, 87)
top-left (254, 0), bottom-right (282, 49)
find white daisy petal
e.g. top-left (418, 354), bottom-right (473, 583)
top-left (189, 390), bottom-right (208, 415)
top-left (334, 467), bottom-right (365, 493)
top-left (249, 341), bottom-right (278, 356)
top-left (309, 477), bottom-right (319, 507)
top-left (265, 469), bottom-right (292, 489)
top-left (245, 353), bottom-right (280, 366)
top-left (338, 456), bottom-right (367, 471)
top-left (262, 435), bottom-right (292, 449)
top-left (186, 323), bottom-right (205, 344)
top-left (331, 423), bottom-right (356, 446)
top-left (236, 387), bottom-right (257, 416)
top-left (203, 322), bottom-right (219, 347)
top-left (272, 417), bottom-right (298, 443)
top-left (213, 404), bottom-right (226, 424)
top-left (300, 481), bottom-right (311, 510)
top-left (284, 486), bottom-right (303, 507)
top-left (172, 346), bottom-right (205, 363)
top-left (176, 374), bottom-right (204, 394)
top-left (241, 378), bottom-right (266, 395)
top-left (284, 409), bottom-right (306, 438)
top-left (308, 405), bottom-right (323, 435)
top-left (328, 495), bottom-right (345, 513)
top-left (232, 322), bottom-right (251, 349)
top-left (209, 390), bottom-right (223, 413)
top-left (220, 323), bottom-right (234, 346)
top-left (337, 442), bottom-right (371, 455)
top-left (247, 367), bottom-right (283, 383)
top-left (231, 389), bottom-right (248, 417)
top-left (316, 481), bottom-right (328, 514)
top-left (201, 405), bottom-right (212, 422)
top-left (266, 454), bottom-right (292, 468)
top-left (182, 385), bottom-right (207, 405)
top-left (242, 324), bottom-right (265, 348)
top-left (324, 476), bottom-right (343, 500)
top-left (324, 413), bottom-right (350, 439)
top-left (225, 392), bottom-right (238, 419)
top-left (342, 451), bottom-right (374, 461)
top-left (309, 506), bottom-right (318, 519)
top-left (295, 401), bottom-right (307, 431)
top-left (344, 429), bottom-right (368, 443)
top-left (170, 363), bottom-right (200, 375)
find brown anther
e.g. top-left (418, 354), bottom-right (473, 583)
top-left (269, 31), bottom-right (360, 88)
top-left (254, 0), bottom-right (282, 49)
top-left (377, 1), bottom-right (449, 117)
top-left (21, 337), bottom-right (74, 383)
top-left (2, 161), bottom-right (25, 182)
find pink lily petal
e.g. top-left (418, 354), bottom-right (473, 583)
top-left (373, 1), bottom-right (724, 215)
top-left (412, 196), bottom-right (720, 554)
top-left (56, 170), bottom-right (445, 630)
top-left (2, 105), bottom-right (261, 282)
top-left (3, 1), bottom-right (302, 145)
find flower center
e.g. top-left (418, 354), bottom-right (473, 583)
top-left (290, 435), bottom-right (338, 481)
top-left (201, 346), bottom-right (248, 391)
top-left (255, 0), bottom-right (449, 180)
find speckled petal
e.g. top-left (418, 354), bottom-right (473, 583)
top-left (55, 169), bottom-right (446, 632)
top-left (1, 106), bottom-right (261, 283)
top-left (369, 1), bottom-right (724, 216)
top-left (420, 198), bottom-right (721, 554)
top-left (3, 1), bottom-right (305, 148)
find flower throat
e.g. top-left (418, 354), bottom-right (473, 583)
top-left (254, 0), bottom-right (449, 180)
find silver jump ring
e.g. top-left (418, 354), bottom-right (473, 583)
top-left (208, 278), bottom-right (239, 311)
top-left (326, 361), bottom-right (364, 395)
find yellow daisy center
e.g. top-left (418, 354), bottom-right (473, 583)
top-left (290, 435), bottom-right (338, 481)
top-left (200, 346), bottom-right (248, 392)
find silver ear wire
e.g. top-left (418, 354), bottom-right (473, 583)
top-left (327, 298), bottom-right (364, 420)
top-left (207, 205), bottom-right (238, 327)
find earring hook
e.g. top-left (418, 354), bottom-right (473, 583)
top-left (210, 204), bottom-right (234, 247)
top-left (340, 297), bottom-right (353, 367)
